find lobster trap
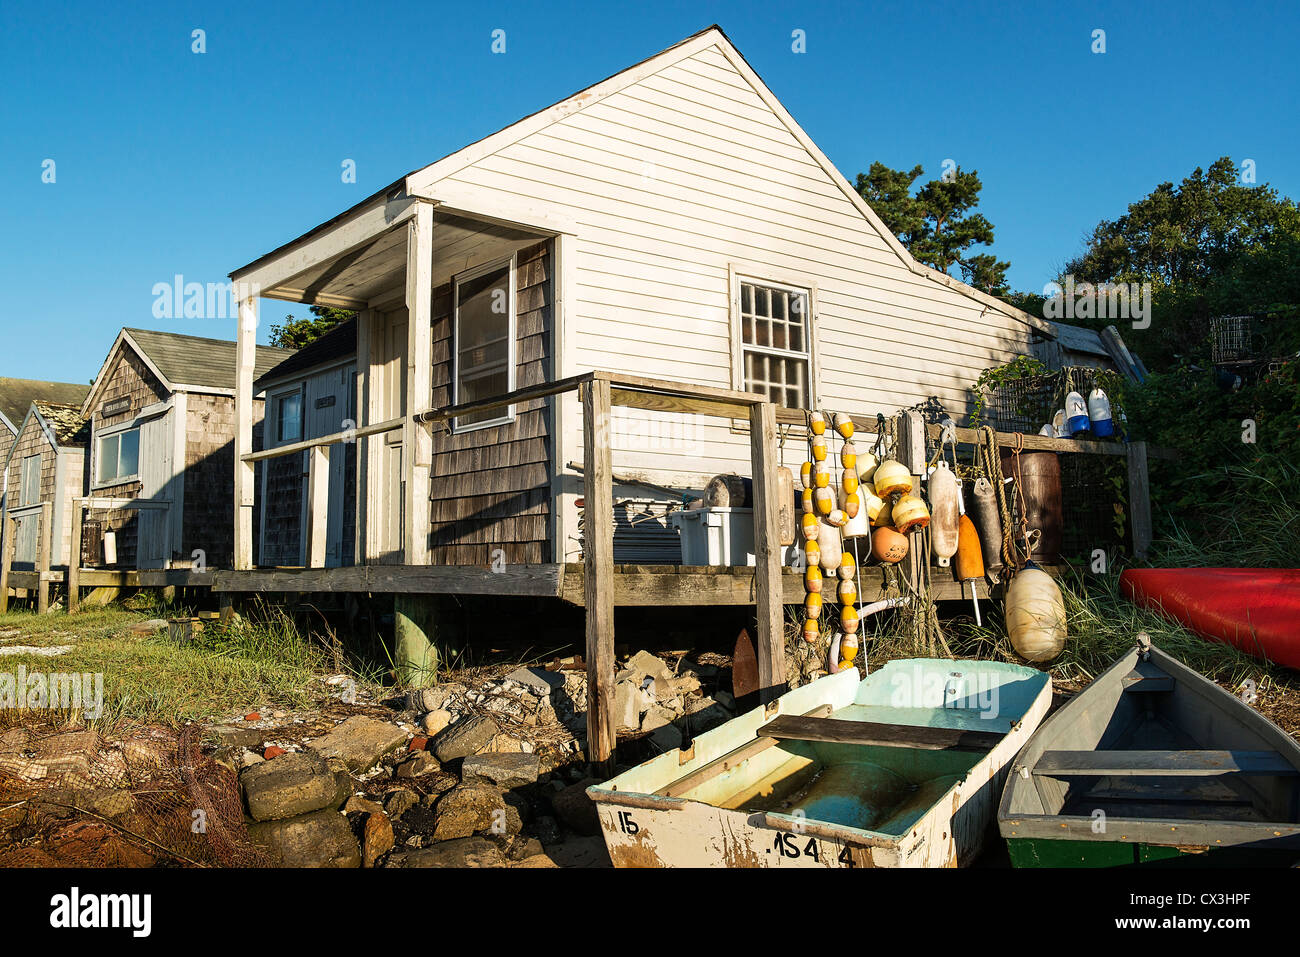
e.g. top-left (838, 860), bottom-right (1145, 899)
top-left (977, 366), bottom-right (1117, 436)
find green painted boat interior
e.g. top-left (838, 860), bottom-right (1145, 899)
top-left (663, 659), bottom-right (1050, 839)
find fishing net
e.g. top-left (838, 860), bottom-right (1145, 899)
top-left (0, 721), bottom-right (268, 867)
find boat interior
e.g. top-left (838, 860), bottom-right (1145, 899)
top-left (657, 660), bottom-right (1049, 839)
top-left (1010, 653), bottom-right (1300, 825)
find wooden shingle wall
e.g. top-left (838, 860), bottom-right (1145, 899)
top-left (3, 416), bottom-right (57, 565)
top-left (426, 240), bottom-right (553, 565)
top-left (181, 393), bottom-right (253, 569)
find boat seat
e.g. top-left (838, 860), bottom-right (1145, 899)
top-left (1032, 749), bottom-right (1299, 777)
top-left (1122, 661), bottom-right (1175, 693)
top-left (757, 715), bottom-right (1003, 752)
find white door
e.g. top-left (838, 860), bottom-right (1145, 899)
top-left (136, 409), bottom-right (172, 568)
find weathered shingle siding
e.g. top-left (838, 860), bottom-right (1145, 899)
top-left (425, 240), bottom-right (553, 564)
top-left (3, 417), bottom-right (58, 565)
top-left (181, 393), bottom-right (251, 569)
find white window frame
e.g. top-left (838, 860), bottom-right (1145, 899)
top-left (272, 385), bottom-right (306, 446)
top-left (20, 454), bottom-right (41, 506)
top-left (92, 422), bottom-right (141, 488)
top-left (728, 265), bottom-right (818, 411)
top-left (451, 253), bottom-right (517, 433)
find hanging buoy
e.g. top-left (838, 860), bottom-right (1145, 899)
top-left (969, 478), bottom-right (1004, 571)
top-left (801, 513), bottom-right (820, 540)
top-left (863, 490), bottom-right (885, 524)
top-left (833, 412), bottom-right (854, 440)
top-left (804, 564), bottom-right (823, 593)
top-left (809, 412), bottom-right (826, 435)
top-left (840, 604), bottom-right (860, 634)
top-left (928, 463), bottom-right (960, 567)
top-left (827, 508), bottom-right (848, 528)
top-left (814, 486), bottom-right (835, 515)
top-left (805, 592), bottom-right (823, 618)
top-left (777, 467), bottom-right (795, 546)
top-left (871, 526), bottom-right (908, 563)
top-left (800, 461), bottom-right (813, 489)
top-left (812, 434), bottom-right (828, 462)
top-left (856, 451), bottom-right (879, 485)
top-left (842, 494), bottom-right (870, 539)
top-left (818, 522), bottom-right (842, 571)
top-left (802, 618), bottom-right (820, 643)
top-left (955, 514), bottom-right (985, 625)
top-left (838, 578), bottom-right (857, 605)
top-left (837, 632), bottom-right (859, 672)
top-left (801, 487), bottom-right (814, 514)
top-left (1005, 565), bottom-right (1067, 662)
top-left (804, 538), bottom-right (820, 568)
top-left (1066, 391), bottom-right (1090, 435)
top-left (1087, 388), bottom-right (1114, 437)
top-left (838, 550), bottom-right (856, 580)
top-left (843, 490), bottom-right (860, 519)
top-left (892, 493), bottom-right (931, 534)
top-left (873, 460), bottom-right (912, 497)
top-left (873, 497), bottom-right (893, 528)
top-left (842, 471), bottom-right (859, 496)
top-left (813, 461), bottom-right (831, 488)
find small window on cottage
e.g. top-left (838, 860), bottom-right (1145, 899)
top-left (739, 279), bottom-right (811, 408)
top-left (97, 427), bottom-right (140, 484)
top-left (453, 257), bottom-right (515, 430)
top-left (20, 455), bottom-right (41, 506)
top-left (276, 391), bottom-right (303, 443)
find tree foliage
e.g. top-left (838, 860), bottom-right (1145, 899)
top-left (268, 305), bottom-right (356, 350)
top-left (855, 161), bottom-right (1010, 294)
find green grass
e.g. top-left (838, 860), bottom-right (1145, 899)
top-left (0, 602), bottom-right (371, 735)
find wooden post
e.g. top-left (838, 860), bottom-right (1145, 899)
top-left (393, 594), bottom-right (438, 689)
top-left (307, 445), bottom-right (330, 568)
top-left (897, 411), bottom-right (927, 595)
top-left (37, 501), bottom-right (52, 614)
top-left (0, 512), bottom-right (13, 614)
top-left (68, 499), bottom-right (82, 613)
top-left (234, 292), bottom-right (258, 569)
top-left (1127, 440), bottom-right (1152, 560)
top-left (749, 401), bottom-right (786, 702)
top-left (582, 378), bottom-right (616, 771)
top-left (403, 203), bottom-right (433, 566)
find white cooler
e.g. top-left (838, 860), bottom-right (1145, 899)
top-left (669, 507), bottom-right (799, 566)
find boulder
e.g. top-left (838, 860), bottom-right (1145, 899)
top-left (391, 836), bottom-right (504, 868)
top-left (432, 783), bottom-right (507, 841)
top-left (461, 753), bottom-right (540, 789)
top-left (307, 716), bottom-right (408, 772)
top-left (506, 667), bottom-right (563, 696)
top-left (362, 811), bottom-right (394, 868)
top-left (640, 706), bottom-right (675, 733)
top-left (551, 778), bottom-right (601, 836)
top-left (420, 709), bottom-right (452, 736)
top-left (619, 650), bottom-right (674, 684)
top-left (384, 788), bottom-right (420, 821)
top-left (431, 715), bottom-right (499, 762)
top-left (343, 795), bottom-right (385, 816)
top-left (240, 750), bottom-right (343, 822)
top-left (394, 751), bottom-right (441, 779)
top-left (248, 810), bottom-right (360, 867)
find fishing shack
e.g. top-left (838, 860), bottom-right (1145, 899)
top-left (217, 26), bottom-right (1155, 765)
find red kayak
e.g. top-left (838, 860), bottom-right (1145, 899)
top-left (1120, 568), bottom-right (1300, 670)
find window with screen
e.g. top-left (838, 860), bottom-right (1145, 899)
top-left (739, 279), bottom-right (811, 408)
top-left (21, 455), bottom-right (40, 505)
top-left (453, 257), bottom-right (515, 429)
top-left (276, 390), bottom-right (303, 443)
top-left (97, 428), bottom-right (140, 484)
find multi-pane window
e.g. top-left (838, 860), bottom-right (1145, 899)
top-left (20, 455), bottom-right (40, 505)
top-left (97, 428), bottom-right (139, 484)
top-left (739, 279), bottom-right (810, 408)
top-left (454, 258), bottom-right (515, 429)
top-left (276, 390), bottom-right (303, 443)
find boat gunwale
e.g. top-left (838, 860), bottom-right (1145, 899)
top-left (997, 640), bottom-right (1300, 848)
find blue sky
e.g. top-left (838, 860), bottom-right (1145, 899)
top-left (3, 0), bottom-right (1297, 383)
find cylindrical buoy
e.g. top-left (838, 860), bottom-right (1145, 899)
top-left (1000, 450), bottom-right (1063, 564)
top-left (801, 512), bottom-right (820, 540)
top-left (814, 486), bottom-right (835, 516)
top-left (800, 461), bottom-right (813, 490)
top-left (1066, 390), bottom-right (1090, 435)
top-left (837, 632), bottom-right (859, 671)
top-left (842, 471), bottom-right (859, 496)
top-left (811, 434), bottom-right (828, 462)
top-left (1088, 388), bottom-right (1114, 437)
top-left (838, 550), bottom-right (856, 580)
top-left (818, 522), bottom-right (842, 571)
top-left (838, 578), bottom-right (857, 605)
top-left (840, 604), bottom-right (860, 635)
top-left (870, 526), bottom-right (908, 563)
top-left (802, 618), bottom-right (820, 642)
top-left (805, 592), bottom-right (823, 618)
top-left (842, 494), bottom-right (870, 539)
top-left (804, 564), bottom-right (823, 593)
top-left (1006, 566), bottom-right (1067, 662)
top-left (955, 514), bottom-right (985, 625)
top-left (801, 487), bottom-right (814, 514)
top-left (969, 478), bottom-right (1004, 570)
top-left (833, 412), bottom-right (854, 440)
top-left (813, 461), bottom-right (831, 488)
top-left (892, 493), bottom-right (931, 534)
top-left (804, 538), bottom-right (820, 568)
top-left (928, 463), bottom-right (960, 567)
top-left (809, 411), bottom-right (826, 435)
top-left (873, 460), bottom-right (912, 497)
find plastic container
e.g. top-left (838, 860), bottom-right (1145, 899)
top-left (670, 507), bottom-right (799, 566)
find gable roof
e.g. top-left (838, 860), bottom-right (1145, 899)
top-left (233, 25), bottom-right (1055, 337)
top-left (0, 378), bottom-right (90, 436)
top-left (32, 401), bottom-right (90, 448)
top-left (83, 328), bottom-right (295, 415)
top-left (255, 318), bottom-right (357, 389)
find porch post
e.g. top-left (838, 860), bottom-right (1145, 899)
top-left (403, 202), bottom-right (433, 566)
top-left (582, 377), bottom-right (616, 771)
top-left (234, 291), bottom-right (258, 570)
top-left (750, 400), bottom-right (787, 702)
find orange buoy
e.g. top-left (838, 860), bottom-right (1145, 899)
top-left (955, 515), bottom-right (984, 582)
top-left (804, 564), bottom-right (823, 593)
top-left (840, 604), bottom-right (860, 634)
top-left (802, 618), bottom-right (820, 642)
top-left (805, 593), bottom-right (823, 618)
top-left (871, 526), bottom-right (909, 564)
top-left (838, 551), bottom-right (856, 579)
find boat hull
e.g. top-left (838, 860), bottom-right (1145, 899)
top-left (1120, 567), bottom-right (1300, 669)
top-left (1005, 836), bottom-right (1298, 868)
top-left (591, 660), bottom-right (1052, 868)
